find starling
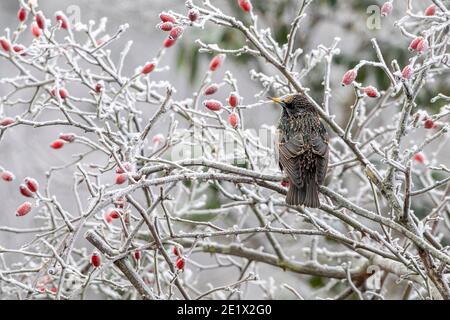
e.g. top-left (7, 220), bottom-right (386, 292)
top-left (270, 94), bottom-right (329, 208)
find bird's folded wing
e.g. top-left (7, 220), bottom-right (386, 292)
top-left (279, 134), bottom-right (305, 187)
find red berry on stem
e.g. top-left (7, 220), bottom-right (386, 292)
top-left (228, 113), bottom-right (239, 129)
top-left (163, 37), bottom-right (176, 48)
top-left (16, 202), bottom-right (32, 217)
top-left (142, 62), bottom-right (156, 75)
top-left (116, 162), bottom-right (131, 174)
top-left (31, 22), bottom-right (41, 37)
top-left (95, 83), bottom-right (103, 93)
top-left (416, 39), bottom-right (428, 53)
top-left (401, 65), bottom-right (413, 80)
top-left (425, 4), bottom-right (436, 16)
top-left (134, 250), bottom-right (141, 260)
top-left (159, 21), bottom-right (173, 32)
top-left (381, 2), bottom-right (393, 17)
top-left (203, 100), bottom-right (223, 111)
top-left (159, 12), bottom-right (176, 23)
top-left (13, 44), bottom-right (26, 55)
top-left (203, 84), bottom-right (219, 96)
top-left (409, 37), bottom-right (423, 51)
top-left (1, 171), bottom-right (15, 182)
top-left (188, 9), bottom-right (199, 22)
top-left (0, 37), bottom-right (10, 52)
top-left (0, 117), bottom-right (15, 126)
top-left (209, 54), bottom-right (226, 72)
top-left (91, 253), bottom-right (101, 268)
top-left (169, 26), bottom-right (184, 40)
top-left (59, 133), bottom-right (75, 143)
top-left (172, 246), bottom-right (182, 256)
top-left (50, 139), bottom-right (65, 149)
top-left (19, 184), bottom-right (34, 198)
top-left (414, 152), bottom-right (425, 164)
top-left (363, 86), bottom-right (380, 98)
top-left (115, 173), bottom-right (128, 185)
top-left (228, 92), bottom-right (239, 108)
top-left (108, 208), bottom-right (122, 219)
top-left (59, 88), bottom-right (68, 99)
top-left (55, 11), bottom-right (69, 30)
top-left (35, 11), bottom-right (46, 29)
top-left (424, 119), bottom-right (436, 129)
top-left (24, 177), bottom-right (39, 193)
top-left (341, 69), bottom-right (357, 86)
top-left (238, 0), bottom-right (252, 12)
top-left (18, 7), bottom-right (28, 22)
top-left (281, 180), bottom-right (289, 188)
top-left (176, 257), bottom-right (185, 270)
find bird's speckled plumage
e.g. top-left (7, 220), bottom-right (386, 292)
top-left (275, 94), bottom-right (329, 208)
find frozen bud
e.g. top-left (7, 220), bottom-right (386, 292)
top-left (134, 250), bottom-right (141, 260)
top-left (414, 152), bottom-right (425, 164)
top-left (16, 202), bottom-right (32, 217)
top-left (115, 173), bottom-right (128, 185)
top-left (31, 22), bottom-right (42, 37)
top-left (416, 39), bottom-right (428, 53)
top-left (24, 177), bottom-right (39, 193)
top-left (35, 11), bottom-right (46, 29)
top-left (209, 54), bottom-right (226, 72)
top-left (424, 119), bottom-right (436, 129)
top-left (203, 99), bottom-right (223, 111)
top-left (142, 62), bottom-right (156, 75)
top-left (19, 184), bottom-right (34, 198)
top-left (203, 84), bottom-right (219, 96)
top-left (59, 133), bottom-right (75, 143)
top-left (188, 8), bottom-right (199, 22)
top-left (90, 252), bottom-right (101, 268)
top-left (0, 37), bottom-right (10, 52)
top-left (152, 133), bottom-right (165, 144)
top-left (18, 7), bottom-right (28, 22)
top-left (159, 21), bottom-right (173, 32)
top-left (1, 171), bottom-right (15, 182)
top-left (13, 44), bottom-right (26, 55)
top-left (55, 11), bottom-right (70, 30)
top-left (409, 37), bottom-right (423, 51)
top-left (0, 117), bottom-right (15, 126)
top-left (363, 86), bottom-right (380, 98)
top-left (425, 4), bottom-right (436, 16)
top-left (228, 92), bottom-right (239, 108)
top-left (50, 139), bottom-right (65, 149)
top-left (341, 69), bottom-right (357, 86)
top-left (401, 65), bottom-right (413, 80)
top-left (116, 162), bottom-right (132, 174)
top-left (228, 113), bottom-right (239, 129)
top-left (159, 12), bottom-right (176, 23)
top-left (281, 180), bottom-right (289, 188)
top-left (169, 26), bottom-right (184, 40)
top-left (163, 37), bottom-right (176, 48)
top-left (381, 2), bottom-right (393, 17)
top-left (176, 257), bottom-right (185, 270)
top-left (238, 0), bottom-right (252, 12)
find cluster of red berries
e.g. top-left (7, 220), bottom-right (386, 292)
top-left (50, 133), bottom-right (75, 150)
top-left (172, 246), bottom-right (185, 270)
top-left (1, 171), bottom-right (39, 216)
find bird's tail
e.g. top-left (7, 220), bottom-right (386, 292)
top-left (286, 179), bottom-right (320, 208)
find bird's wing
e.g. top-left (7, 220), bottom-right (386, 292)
top-left (312, 122), bottom-right (329, 185)
top-left (279, 134), bottom-right (306, 187)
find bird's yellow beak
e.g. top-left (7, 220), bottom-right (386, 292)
top-left (268, 97), bottom-right (284, 105)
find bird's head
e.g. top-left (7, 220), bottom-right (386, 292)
top-left (269, 93), bottom-right (314, 116)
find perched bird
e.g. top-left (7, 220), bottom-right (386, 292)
top-left (270, 94), bottom-right (329, 208)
